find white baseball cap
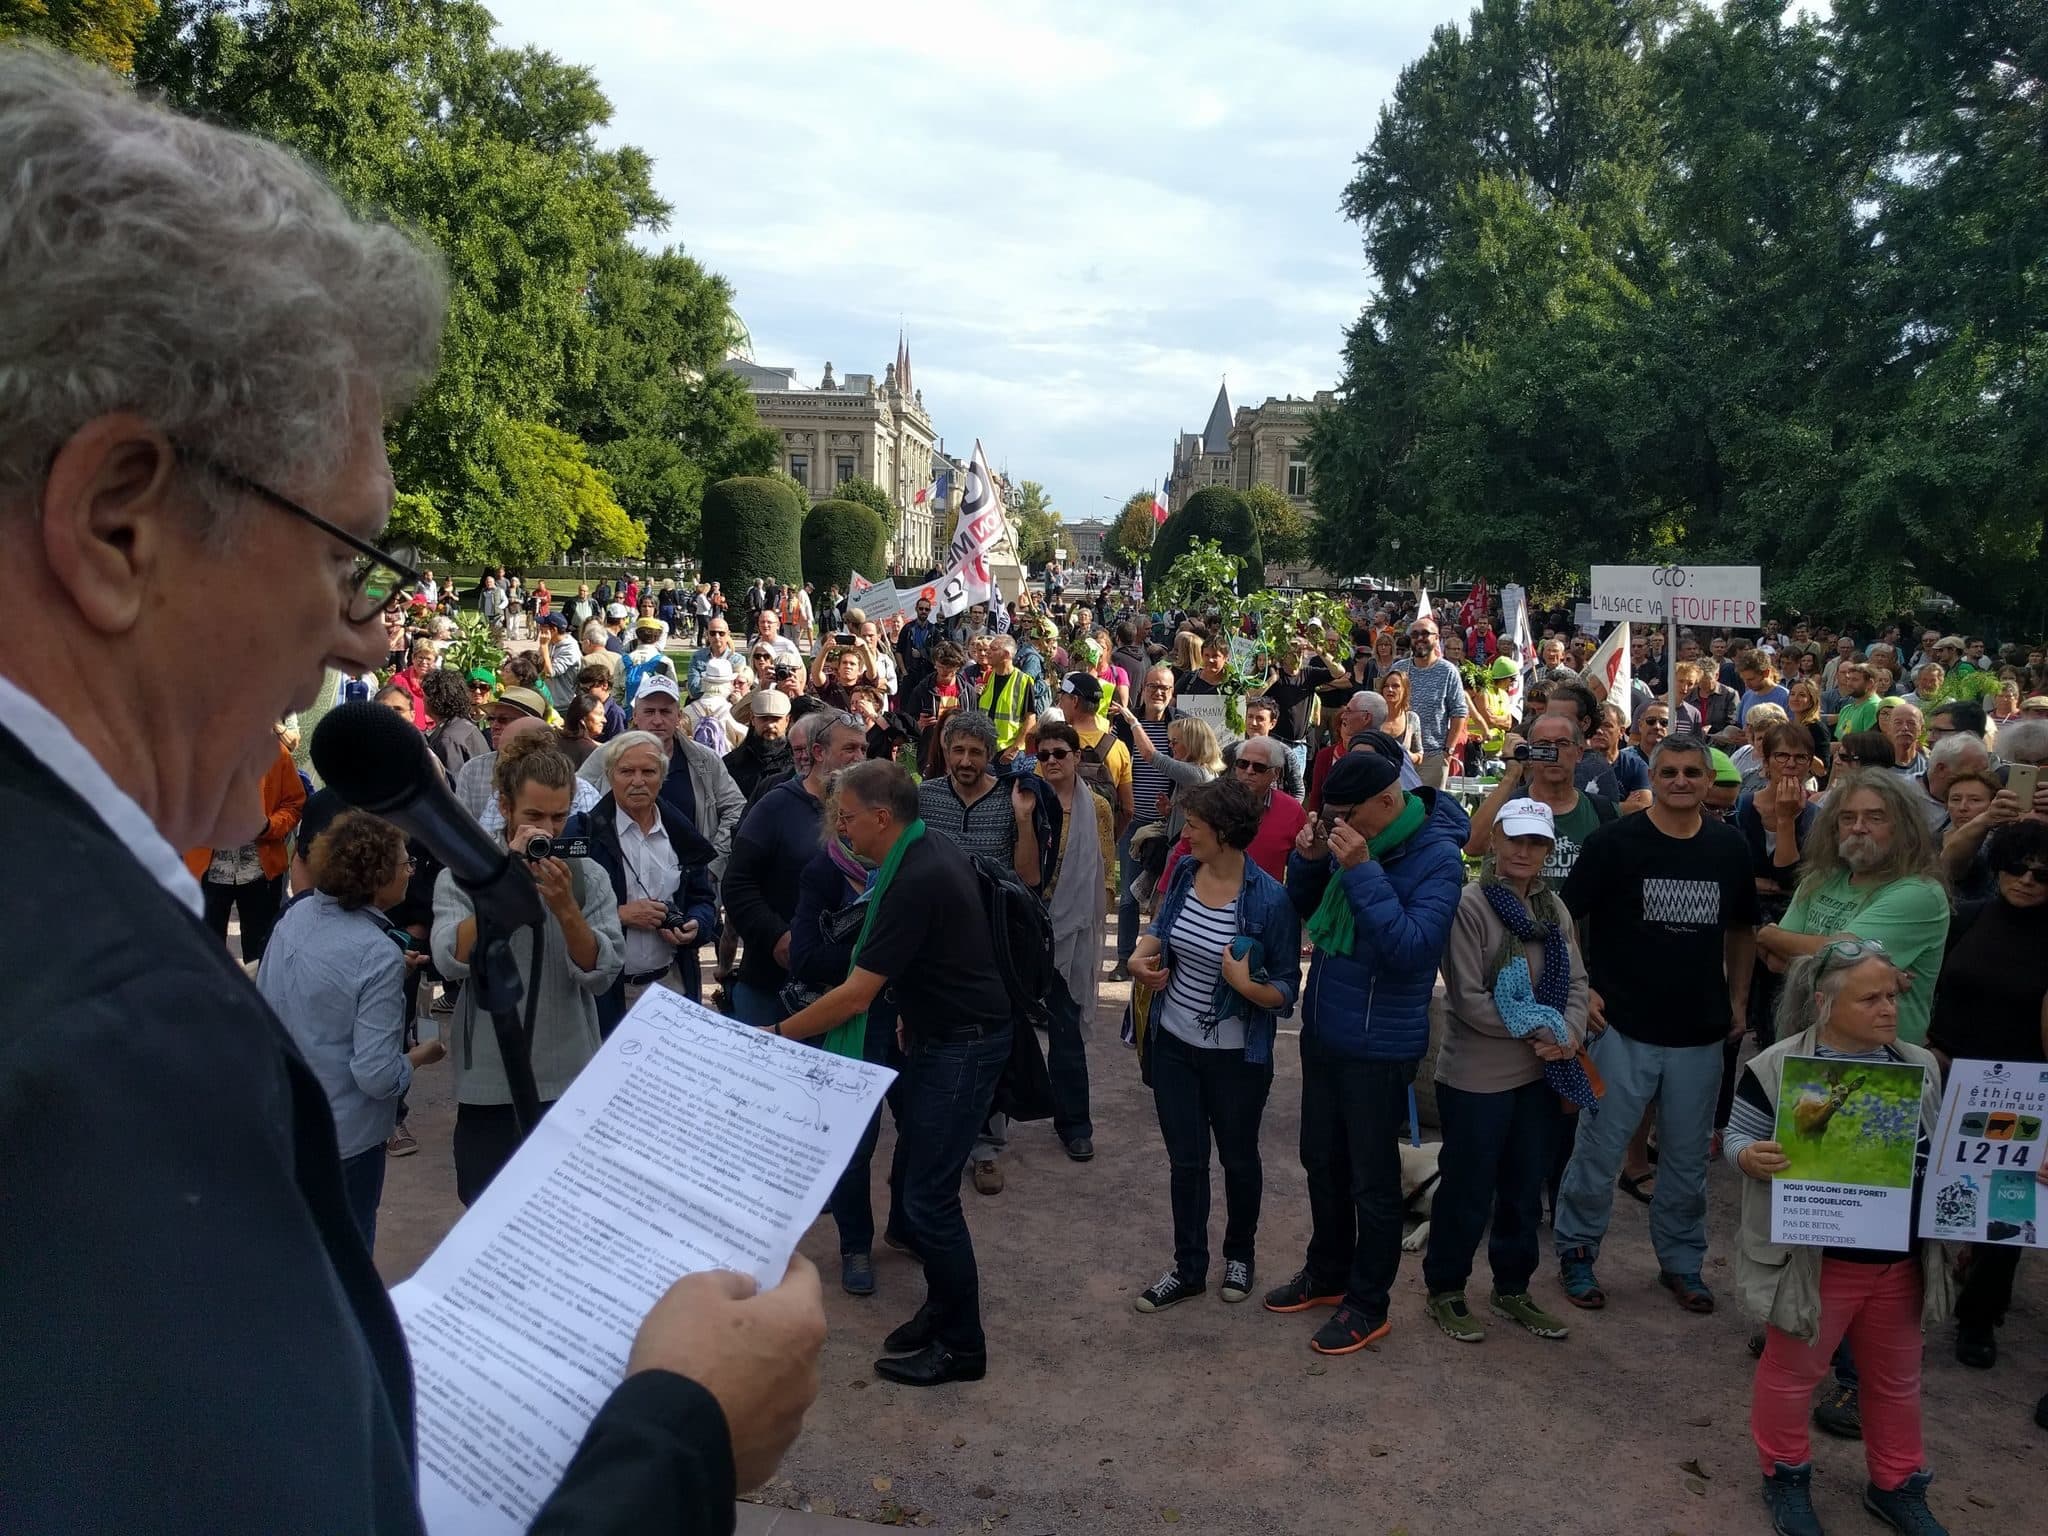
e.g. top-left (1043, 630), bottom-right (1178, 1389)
top-left (1496, 799), bottom-right (1557, 842)
top-left (634, 672), bottom-right (681, 703)
top-left (605, 602), bottom-right (631, 620)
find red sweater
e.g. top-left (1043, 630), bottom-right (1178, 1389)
top-left (1159, 789), bottom-right (1307, 891)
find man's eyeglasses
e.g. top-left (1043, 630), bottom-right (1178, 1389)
top-left (177, 444), bottom-right (420, 623)
top-left (1235, 760), bottom-right (1275, 775)
top-left (1655, 765), bottom-right (1708, 780)
top-left (1036, 747), bottom-right (1073, 762)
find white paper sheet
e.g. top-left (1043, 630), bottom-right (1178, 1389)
top-left (392, 989), bottom-right (895, 1536)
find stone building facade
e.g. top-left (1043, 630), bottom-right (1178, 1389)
top-left (729, 352), bottom-right (943, 569)
top-left (1168, 381), bottom-right (1333, 515)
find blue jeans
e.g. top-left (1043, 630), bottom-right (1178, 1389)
top-left (1422, 1079), bottom-right (1553, 1296)
top-left (340, 1144), bottom-right (387, 1254)
top-left (1150, 1026), bottom-right (1272, 1281)
top-left (1298, 1040), bottom-right (1416, 1320)
top-left (897, 1029), bottom-right (1011, 1353)
top-left (826, 1002), bottom-right (902, 1256)
top-left (1553, 1027), bottom-right (1720, 1275)
top-left (729, 979), bottom-right (786, 1030)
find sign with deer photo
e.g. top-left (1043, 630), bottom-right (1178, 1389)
top-left (1769, 1056), bottom-right (1925, 1250)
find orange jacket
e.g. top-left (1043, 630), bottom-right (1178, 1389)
top-left (183, 743), bottom-right (307, 881)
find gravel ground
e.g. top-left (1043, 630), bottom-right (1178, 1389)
top-left (376, 977), bottom-right (2048, 1536)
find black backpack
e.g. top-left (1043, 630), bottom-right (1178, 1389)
top-left (968, 852), bottom-right (1057, 1032)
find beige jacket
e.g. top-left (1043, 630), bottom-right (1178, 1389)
top-left (1436, 883), bottom-right (1589, 1095)
top-left (1733, 1026), bottom-right (1955, 1343)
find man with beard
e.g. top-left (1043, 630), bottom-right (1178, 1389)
top-left (724, 688), bottom-right (793, 803)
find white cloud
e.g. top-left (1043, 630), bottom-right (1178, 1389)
top-left (484, 0), bottom-right (1472, 522)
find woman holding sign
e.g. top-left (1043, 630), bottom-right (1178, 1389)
top-left (1724, 943), bottom-right (1952, 1536)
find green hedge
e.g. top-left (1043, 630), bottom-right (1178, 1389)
top-left (700, 476), bottom-right (803, 590)
top-left (1149, 484), bottom-right (1263, 591)
top-left (801, 498), bottom-right (888, 591)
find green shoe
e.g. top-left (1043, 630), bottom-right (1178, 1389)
top-left (1490, 1291), bottom-right (1570, 1339)
top-left (1424, 1290), bottom-right (1485, 1343)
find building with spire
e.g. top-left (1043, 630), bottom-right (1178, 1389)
top-left (727, 339), bottom-right (943, 569)
top-left (1167, 381), bottom-right (1334, 519)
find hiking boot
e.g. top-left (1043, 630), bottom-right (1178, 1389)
top-left (1262, 1268), bottom-right (1342, 1313)
top-left (1490, 1291), bottom-right (1569, 1339)
top-left (1953, 1321), bottom-right (1996, 1369)
top-left (1219, 1259), bottom-right (1254, 1303)
top-left (1309, 1304), bottom-right (1390, 1356)
top-left (1424, 1291), bottom-right (1485, 1343)
top-left (385, 1126), bottom-right (418, 1158)
top-left (1863, 1469), bottom-right (1947, 1535)
top-left (1659, 1269), bottom-right (1715, 1313)
top-left (1812, 1382), bottom-right (1862, 1440)
top-left (1760, 1461), bottom-right (1824, 1536)
top-left (970, 1159), bottom-right (1004, 1195)
top-left (1134, 1268), bottom-right (1204, 1314)
top-left (1558, 1247), bottom-right (1606, 1309)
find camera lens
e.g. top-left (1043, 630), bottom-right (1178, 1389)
top-left (524, 834), bottom-right (553, 861)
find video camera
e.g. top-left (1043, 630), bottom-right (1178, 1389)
top-left (1510, 742), bottom-right (1562, 764)
top-left (520, 833), bottom-right (592, 863)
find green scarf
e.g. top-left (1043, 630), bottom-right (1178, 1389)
top-left (823, 818), bottom-right (926, 1059)
top-left (1304, 792), bottom-right (1429, 958)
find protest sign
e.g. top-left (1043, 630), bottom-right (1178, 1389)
top-left (1176, 694), bottom-right (1238, 745)
top-left (1919, 1058), bottom-right (2048, 1248)
top-left (1228, 636), bottom-right (1260, 675)
top-left (1769, 1055), bottom-right (1925, 1250)
top-left (1590, 564), bottom-right (1762, 628)
top-left (851, 578), bottom-right (903, 625)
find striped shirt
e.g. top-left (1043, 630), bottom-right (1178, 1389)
top-left (917, 776), bottom-right (1016, 864)
top-left (1127, 715), bottom-right (1175, 827)
top-left (1391, 657), bottom-right (1469, 754)
top-left (1159, 890), bottom-right (1245, 1051)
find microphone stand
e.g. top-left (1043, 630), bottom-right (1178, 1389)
top-left (460, 856), bottom-right (548, 1137)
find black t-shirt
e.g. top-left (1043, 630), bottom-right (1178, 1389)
top-left (855, 834), bottom-right (1011, 1037)
top-left (1265, 660), bottom-right (1333, 743)
top-left (1560, 811), bottom-right (1759, 1047)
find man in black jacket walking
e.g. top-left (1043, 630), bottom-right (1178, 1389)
top-left (0, 49), bottom-right (820, 1534)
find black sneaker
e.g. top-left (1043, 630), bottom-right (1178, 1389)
top-left (1812, 1382), bottom-right (1862, 1440)
top-left (1262, 1268), bottom-right (1342, 1313)
top-left (1954, 1321), bottom-right (1996, 1369)
top-left (1134, 1268), bottom-right (1204, 1314)
top-left (1220, 1260), bottom-right (1254, 1303)
top-left (1760, 1461), bottom-right (1823, 1536)
top-left (1308, 1304), bottom-right (1390, 1356)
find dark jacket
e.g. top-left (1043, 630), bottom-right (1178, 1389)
top-left (1286, 787), bottom-right (1470, 1063)
top-left (570, 793), bottom-right (720, 1029)
top-left (788, 848), bottom-right (866, 987)
top-left (724, 731), bottom-right (793, 804)
top-left (0, 723), bottom-right (735, 1533)
top-left (721, 775), bottom-right (822, 988)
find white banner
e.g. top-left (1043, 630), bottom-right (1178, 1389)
top-left (1501, 583), bottom-right (1532, 724)
top-left (936, 440), bottom-right (1007, 618)
top-left (1584, 622), bottom-right (1632, 726)
top-left (1590, 564), bottom-right (1761, 628)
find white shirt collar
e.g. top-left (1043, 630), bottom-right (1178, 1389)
top-left (615, 803), bottom-right (667, 843)
top-left (0, 672), bottom-right (204, 916)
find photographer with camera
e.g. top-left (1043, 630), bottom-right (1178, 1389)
top-left (1464, 713), bottom-right (1617, 885)
top-left (432, 730), bottom-right (624, 1204)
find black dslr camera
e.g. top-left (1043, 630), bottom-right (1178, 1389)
top-left (521, 833), bottom-right (593, 862)
top-left (661, 901), bottom-right (695, 931)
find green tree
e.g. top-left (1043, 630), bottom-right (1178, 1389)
top-left (1243, 483), bottom-right (1309, 566)
top-left (828, 477), bottom-right (894, 522)
top-left (1103, 490), bottom-right (1156, 571)
top-left (800, 498), bottom-right (887, 591)
top-left (1006, 480), bottom-right (1061, 566)
top-left (1, 0), bottom-right (156, 71)
top-left (1149, 485), bottom-right (1261, 593)
top-left (700, 475), bottom-right (801, 590)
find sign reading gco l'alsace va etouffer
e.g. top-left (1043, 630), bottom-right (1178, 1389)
top-left (1590, 564), bottom-right (1762, 629)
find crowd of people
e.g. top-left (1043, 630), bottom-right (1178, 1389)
top-left (5, 45), bottom-right (2044, 1536)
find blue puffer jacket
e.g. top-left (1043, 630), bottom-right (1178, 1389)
top-left (1147, 852), bottom-right (1302, 1067)
top-left (1286, 788), bottom-right (1469, 1063)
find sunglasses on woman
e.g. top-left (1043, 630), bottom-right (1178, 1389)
top-left (1036, 747), bottom-right (1073, 762)
top-left (1998, 862), bottom-right (2048, 886)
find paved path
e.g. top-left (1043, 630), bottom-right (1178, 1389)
top-left (376, 982), bottom-right (2048, 1535)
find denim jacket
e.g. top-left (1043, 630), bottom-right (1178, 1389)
top-left (1146, 853), bottom-right (1302, 1066)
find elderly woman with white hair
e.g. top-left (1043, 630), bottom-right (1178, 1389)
top-left (569, 729), bottom-right (720, 1035)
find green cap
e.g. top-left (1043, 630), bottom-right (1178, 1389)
top-left (1709, 747), bottom-right (1741, 787)
top-left (1488, 657), bottom-right (1518, 681)
top-left (467, 667), bottom-right (497, 686)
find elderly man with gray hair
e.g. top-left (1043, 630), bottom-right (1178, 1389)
top-left (0, 47), bottom-right (822, 1530)
top-left (1162, 733), bottom-right (1310, 886)
top-left (1307, 690), bottom-right (1388, 812)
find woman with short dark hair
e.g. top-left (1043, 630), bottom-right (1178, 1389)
top-left (259, 811), bottom-right (445, 1248)
top-left (1126, 776), bottom-right (1301, 1313)
top-left (422, 666), bottom-right (488, 774)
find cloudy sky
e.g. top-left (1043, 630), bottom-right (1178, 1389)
top-left (487, 0), bottom-right (1474, 522)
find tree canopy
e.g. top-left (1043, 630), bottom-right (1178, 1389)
top-left (22, 0), bottom-right (774, 563)
top-left (1307, 0), bottom-right (2048, 630)
top-left (1103, 490), bottom-right (1156, 571)
top-left (1243, 483), bottom-right (1309, 567)
top-left (1007, 480), bottom-right (1062, 567)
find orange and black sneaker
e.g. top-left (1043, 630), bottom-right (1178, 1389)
top-left (1309, 1305), bottom-right (1391, 1356)
top-left (1262, 1268), bottom-right (1343, 1313)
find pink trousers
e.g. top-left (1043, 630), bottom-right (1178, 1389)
top-left (1751, 1256), bottom-right (1925, 1489)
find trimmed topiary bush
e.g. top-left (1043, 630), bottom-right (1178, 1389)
top-left (700, 475), bottom-right (803, 590)
top-left (1149, 484), bottom-right (1263, 592)
top-left (801, 498), bottom-right (889, 591)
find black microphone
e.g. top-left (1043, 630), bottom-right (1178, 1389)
top-left (310, 701), bottom-right (544, 934)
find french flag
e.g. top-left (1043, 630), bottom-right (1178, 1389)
top-left (915, 471), bottom-right (951, 508)
top-left (1152, 479), bottom-right (1170, 525)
